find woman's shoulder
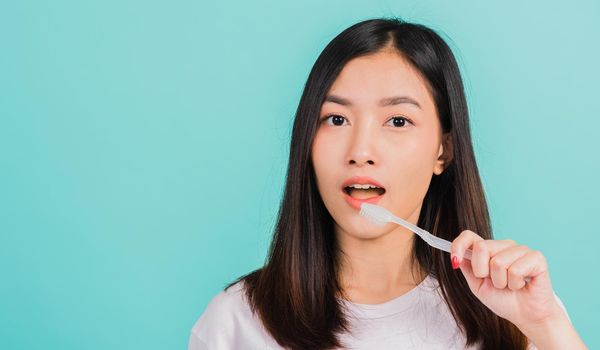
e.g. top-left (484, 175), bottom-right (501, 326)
top-left (195, 280), bottom-right (248, 322)
top-left (188, 279), bottom-right (282, 349)
top-left (188, 281), bottom-right (248, 341)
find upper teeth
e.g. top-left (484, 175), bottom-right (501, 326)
top-left (347, 184), bottom-right (381, 189)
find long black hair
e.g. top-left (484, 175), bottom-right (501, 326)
top-left (226, 17), bottom-right (529, 349)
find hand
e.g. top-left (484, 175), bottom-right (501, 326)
top-left (450, 230), bottom-right (560, 329)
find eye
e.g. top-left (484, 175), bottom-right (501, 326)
top-left (320, 114), bottom-right (414, 128)
top-left (321, 114), bottom-right (348, 126)
top-left (385, 116), bottom-right (413, 128)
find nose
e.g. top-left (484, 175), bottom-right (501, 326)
top-left (346, 120), bottom-right (379, 167)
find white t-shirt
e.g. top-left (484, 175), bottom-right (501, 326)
top-left (189, 274), bottom-right (569, 349)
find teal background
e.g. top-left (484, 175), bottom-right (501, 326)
top-left (1, 0), bottom-right (598, 348)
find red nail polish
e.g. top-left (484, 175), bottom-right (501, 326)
top-left (451, 256), bottom-right (460, 269)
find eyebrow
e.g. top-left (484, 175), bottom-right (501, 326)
top-left (324, 94), bottom-right (422, 109)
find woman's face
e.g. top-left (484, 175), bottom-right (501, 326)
top-left (311, 49), bottom-right (451, 240)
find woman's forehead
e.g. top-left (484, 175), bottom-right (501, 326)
top-left (325, 51), bottom-right (434, 110)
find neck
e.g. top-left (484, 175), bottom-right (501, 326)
top-left (335, 211), bottom-right (428, 304)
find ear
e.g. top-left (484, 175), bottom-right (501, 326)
top-left (433, 133), bottom-right (454, 175)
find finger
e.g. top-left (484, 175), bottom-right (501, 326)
top-left (470, 239), bottom-right (518, 279)
top-left (451, 230), bottom-right (483, 265)
top-left (507, 249), bottom-right (549, 290)
top-left (457, 255), bottom-right (483, 294)
top-left (489, 245), bottom-right (529, 289)
top-left (451, 231), bottom-right (517, 275)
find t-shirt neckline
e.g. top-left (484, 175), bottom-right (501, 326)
top-left (337, 274), bottom-right (437, 319)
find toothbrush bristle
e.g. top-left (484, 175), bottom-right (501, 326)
top-left (359, 203), bottom-right (390, 226)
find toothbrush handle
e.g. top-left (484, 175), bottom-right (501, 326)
top-left (427, 235), bottom-right (472, 259)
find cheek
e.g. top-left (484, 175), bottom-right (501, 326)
top-left (311, 131), bottom-right (336, 189)
top-left (387, 138), bottom-right (437, 206)
top-left (395, 135), bottom-right (438, 172)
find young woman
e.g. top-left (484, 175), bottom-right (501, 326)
top-left (189, 18), bottom-right (588, 349)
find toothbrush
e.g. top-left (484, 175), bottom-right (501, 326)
top-left (359, 202), bottom-right (532, 283)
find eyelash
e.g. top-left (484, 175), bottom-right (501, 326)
top-left (320, 114), bottom-right (414, 128)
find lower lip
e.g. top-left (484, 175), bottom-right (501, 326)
top-left (343, 190), bottom-right (385, 210)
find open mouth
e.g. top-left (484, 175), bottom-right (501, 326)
top-left (343, 186), bottom-right (386, 199)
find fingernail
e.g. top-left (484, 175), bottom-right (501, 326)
top-left (451, 255), bottom-right (460, 270)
